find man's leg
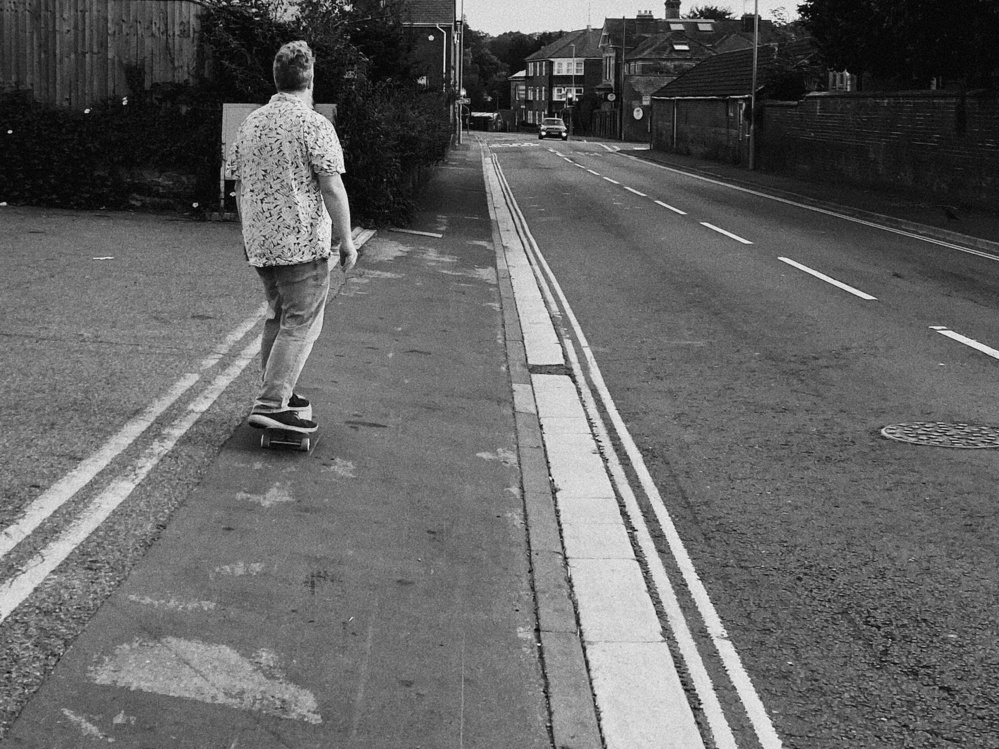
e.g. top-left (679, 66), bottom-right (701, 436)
top-left (253, 258), bottom-right (330, 415)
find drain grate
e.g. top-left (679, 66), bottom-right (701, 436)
top-left (881, 422), bottom-right (999, 449)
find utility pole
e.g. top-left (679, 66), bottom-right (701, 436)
top-left (748, 0), bottom-right (758, 169)
top-left (569, 43), bottom-right (575, 138)
top-left (618, 19), bottom-right (625, 142)
top-left (456, 0), bottom-right (464, 145)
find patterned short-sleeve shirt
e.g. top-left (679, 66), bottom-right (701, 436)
top-left (226, 93), bottom-right (346, 267)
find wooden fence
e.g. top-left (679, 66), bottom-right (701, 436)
top-left (1, 0), bottom-right (203, 109)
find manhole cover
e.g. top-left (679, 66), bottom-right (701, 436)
top-left (881, 422), bottom-right (999, 449)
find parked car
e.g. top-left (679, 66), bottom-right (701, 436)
top-left (539, 117), bottom-right (568, 141)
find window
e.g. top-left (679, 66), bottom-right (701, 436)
top-left (674, 43), bottom-right (690, 51)
top-left (697, 22), bottom-right (713, 32)
top-left (575, 60), bottom-right (584, 75)
top-left (554, 87), bottom-right (565, 100)
top-left (669, 22), bottom-right (685, 31)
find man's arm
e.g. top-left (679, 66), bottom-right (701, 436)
top-left (317, 172), bottom-right (357, 272)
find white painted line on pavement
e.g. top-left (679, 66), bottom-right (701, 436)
top-left (930, 326), bottom-right (999, 361)
top-left (624, 186), bottom-right (647, 197)
top-left (587, 169), bottom-right (600, 176)
top-left (779, 257), bottom-right (877, 300)
top-left (0, 305), bottom-right (267, 561)
top-left (388, 228), bottom-right (444, 239)
top-left (654, 200), bottom-right (688, 215)
top-left (701, 222), bottom-right (754, 245)
top-left (522, 223), bottom-right (783, 747)
top-left (560, 339), bottom-right (738, 749)
top-left (0, 337), bottom-right (261, 624)
top-left (622, 153), bottom-right (999, 262)
top-left (603, 177), bottom-right (620, 185)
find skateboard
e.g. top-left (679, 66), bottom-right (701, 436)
top-left (258, 404), bottom-right (317, 452)
top-left (260, 428), bottom-right (317, 452)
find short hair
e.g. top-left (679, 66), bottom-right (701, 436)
top-left (273, 41), bottom-right (315, 92)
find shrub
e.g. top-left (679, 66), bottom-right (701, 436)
top-left (0, 0), bottom-right (453, 226)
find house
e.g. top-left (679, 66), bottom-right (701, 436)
top-left (593, 2), bottom-right (777, 141)
top-left (401, 0), bottom-right (458, 93)
top-left (508, 70), bottom-right (528, 126)
top-left (523, 28), bottom-right (603, 130)
top-left (649, 45), bottom-right (778, 165)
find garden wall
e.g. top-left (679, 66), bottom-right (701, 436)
top-left (758, 91), bottom-right (999, 210)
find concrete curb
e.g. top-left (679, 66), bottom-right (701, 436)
top-left (489, 157), bottom-right (604, 749)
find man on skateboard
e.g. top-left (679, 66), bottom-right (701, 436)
top-left (226, 40), bottom-right (357, 438)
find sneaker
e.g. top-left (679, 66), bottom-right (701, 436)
top-left (287, 393), bottom-right (311, 411)
top-left (248, 410), bottom-right (318, 433)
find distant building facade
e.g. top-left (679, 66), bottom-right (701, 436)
top-left (523, 28), bottom-right (603, 129)
top-left (594, 2), bottom-right (776, 141)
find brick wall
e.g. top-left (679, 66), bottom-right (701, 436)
top-left (651, 98), bottom-right (748, 164)
top-left (758, 91), bottom-right (999, 210)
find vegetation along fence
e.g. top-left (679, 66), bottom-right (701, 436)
top-left (1, 0), bottom-right (203, 109)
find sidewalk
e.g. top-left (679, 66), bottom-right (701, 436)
top-left (5, 146), bottom-right (561, 748)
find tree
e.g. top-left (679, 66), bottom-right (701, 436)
top-left (799, 0), bottom-right (999, 89)
top-left (688, 5), bottom-right (734, 20)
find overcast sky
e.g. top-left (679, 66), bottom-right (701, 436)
top-left (461, 0), bottom-right (798, 36)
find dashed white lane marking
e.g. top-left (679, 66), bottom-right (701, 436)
top-left (624, 186), bottom-right (647, 197)
top-left (622, 152), bottom-right (999, 263)
top-left (701, 221), bottom-right (754, 245)
top-left (587, 169), bottom-right (600, 176)
top-left (655, 200), bottom-right (687, 215)
top-left (602, 177), bottom-right (620, 185)
top-left (779, 257), bottom-right (877, 300)
top-left (0, 338), bottom-right (261, 624)
top-left (930, 326), bottom-right (999, 360)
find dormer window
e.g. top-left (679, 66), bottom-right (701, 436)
top-left (697, 22), bottom-right (713, 32)
top-left (674, 43), bottom-right (690, 51)
top-left (669, 22), bottom-right (685, 31)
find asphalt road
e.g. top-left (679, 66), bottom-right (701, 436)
top-left (0, 208), bottom-right (262, 733)
top-left (487, 132), bottom-right (999, 748)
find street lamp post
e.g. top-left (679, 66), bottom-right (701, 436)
top-left (748, 0), bottom-right (759, 169)
top-left (569, 43), bottom-right (575, 138)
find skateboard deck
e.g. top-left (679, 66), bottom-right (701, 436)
top-left (260, 428), bottom-right (317, 452)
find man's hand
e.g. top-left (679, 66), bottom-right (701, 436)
top-left (340, 240), bottom-right (358, 272)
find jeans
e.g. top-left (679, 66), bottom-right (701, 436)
top-left (254, 258), bottom-right (330, 413)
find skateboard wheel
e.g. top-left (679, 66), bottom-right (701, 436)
top-left (299, 437), bottom-right (311, 452)
top-left (261, 432), bottom-right (271, 449)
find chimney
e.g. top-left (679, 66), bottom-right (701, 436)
top-left (664, 0), bottom-right (681, 19)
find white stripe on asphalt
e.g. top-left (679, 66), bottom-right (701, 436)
top-left (587, 169), bottom-right (600, 176)
top-left (488, 155), bottom-right (782, 748)
top-left (654, 200), bottom-right (688, 215)
top-left (560, 339), bottom-right (739, 749)
top-left (930, 326), bottom-right (999, 360)
top-left (538, 255), bottom-right (784, 748)
top-left (603, 177), bottom-right (620, 185)
top-left (701, 222), bottom-right (753, 244)
top-left (779, 257), bottom-right (877, 300)
top-left (624, 186), bottom-right (647, 197)
top-left (0, 337), bottom-right (261, 624)
top-left (622, 153), bottom-right (999, 262)
top-left (0, 305), bottom-right (266, 561)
